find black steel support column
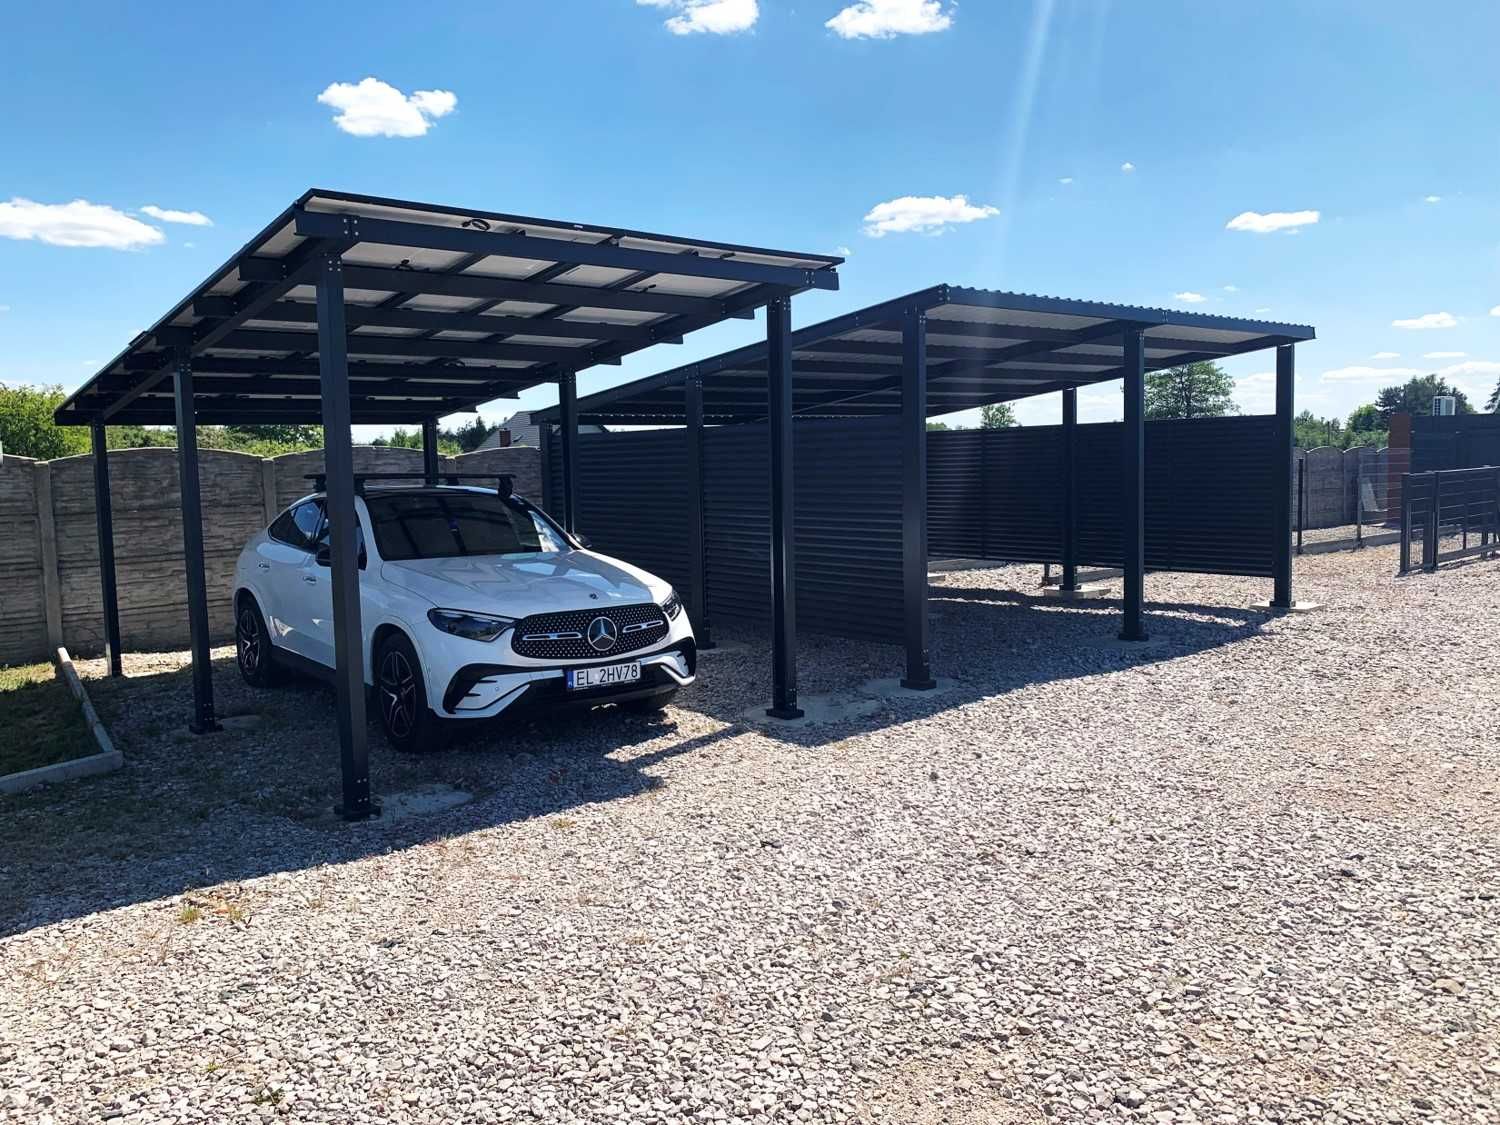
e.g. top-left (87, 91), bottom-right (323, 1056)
top-left (1060, 387), bottom-right (1079, 592)
top-left (90, 421), bottom-right (123, 676)
top-left (559, 371), bottom-right (578, 534)
top-left (1119, 328), bottom-right (1148, 642)
top-left (316, 249), bottom-right (376, 821)
top-left (900, 305), bottom-right (935, 690)
top-left (685, 374), bottom-right (713, 649)
top-left (421, 418), bottom-right (440, 485)
top-left (1271, 344), bottom-right (1296, 607)
top-left (173, 356), bottom-right (219, 731)
top-left (765, 296), bottom-right (802, 719)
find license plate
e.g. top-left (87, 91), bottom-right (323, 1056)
top-left (567, 662), bottom-right (641, 691)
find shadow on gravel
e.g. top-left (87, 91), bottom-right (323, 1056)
top-left (0, 586), bottom-right (1267, 939)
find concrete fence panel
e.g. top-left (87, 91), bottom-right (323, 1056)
top-left (0, 443), bottom-right (544, 667)
top-left (0, 456), bottom-right (48, 666)
top-left (48, 448), bottom-right (266, 656)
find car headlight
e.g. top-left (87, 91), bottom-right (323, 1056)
top-left (660, 588), bottom-right (684, 620)
top-left (427, 608), bottom-right (514, 642)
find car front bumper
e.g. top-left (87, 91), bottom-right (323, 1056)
top-left (439, 640), bottom-right (697, 718)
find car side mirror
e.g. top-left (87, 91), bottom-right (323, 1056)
top-left (574, 533), bottom-right (592, 549)
top-left (315, 546), bottom-right (366, 569)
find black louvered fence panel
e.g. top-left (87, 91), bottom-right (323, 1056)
top-left (542, 429), bottom-right (696, 612)
top-left (930, 415), bottom-right (1278, 578)
top-left (927, 430), bottom-right (986, 557)
top-left (548, 418), bottom-right (904, 645)
top-left (1413, 414), bottom-right (1500, 473)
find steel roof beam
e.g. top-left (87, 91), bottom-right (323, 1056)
top-left (211, 329), bottom-right (597, 366)
top-left (293, 209), bottom-right (840, 292)
top-left (240, 260), bottom-right (721, 318)
top-left (227, 299), bottom-right (682, 345)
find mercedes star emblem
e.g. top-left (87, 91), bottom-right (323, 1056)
top-left (587, 616), bottom-right (619, 652)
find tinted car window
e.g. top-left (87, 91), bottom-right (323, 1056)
top-left (366, 492), bottom-right (564, 561)
top-left (268, 501), bottom-right (321, 551)
top-left (310, 502), bottom-right (367, 565)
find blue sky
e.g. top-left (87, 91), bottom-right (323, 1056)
top-left (2, 0), bottom-right (1498, 434)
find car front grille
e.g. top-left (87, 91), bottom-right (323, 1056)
top-left (511, 603), bottom-right (669, 661)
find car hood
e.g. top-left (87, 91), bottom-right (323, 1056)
top-left (380, 550), bottom-right (665, 616)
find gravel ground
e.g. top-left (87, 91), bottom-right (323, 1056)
top-left (2, 544), bottom-right (1497, 1124)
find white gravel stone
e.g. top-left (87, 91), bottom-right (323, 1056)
top-left (2, 546), bottom-right (1498, 1124)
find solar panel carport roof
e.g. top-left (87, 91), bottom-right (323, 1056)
top-left (533, 285), bottom-right (1315, 425)
top-left (54, 189), bottom-right (842, 427)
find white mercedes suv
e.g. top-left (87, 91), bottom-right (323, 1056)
top-left (231, 481), bottom-right (696, 751)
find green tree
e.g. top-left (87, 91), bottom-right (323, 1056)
top-left (224, 423), bottom-right (323, 447)
top-left (1372, 374), bottom-right (1474, 426)
top-left (926, 421), bottom-right (950, 431)
top-left (1487, 377), bottom-right (1499, 413)
top-left (1145, 361), bottom-right (1238, 420)
top-left (449, 416), bottom-right (495, 452)
top-left (1293, 411), bottom-right (1342, 449)
top-left (979, 403), bottom-right (1018, 429)
top-left (1347, 403), bottom-right (1383, 433)
top-left (0, 384), bottom-right (89, 459)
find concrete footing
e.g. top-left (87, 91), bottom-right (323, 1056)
top-left (742, 677), bottom-right (959, 728)
top-left (1252, 600), bottom-right (1323, 614)
top-left (1041, 584), bottom-right (1111, 600)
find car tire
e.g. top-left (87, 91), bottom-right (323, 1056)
top-left (375, 632), bottom-right (440, 752)
top-left (621, 689), bottom-right (677, 714)
top-left (235, 596), bottom-right (279, 688)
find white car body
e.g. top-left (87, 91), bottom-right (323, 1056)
top-left (232, 486), bottom-right (696, 725)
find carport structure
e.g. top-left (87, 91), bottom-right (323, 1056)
top-left (535, 285), bottom-right (1314, 718)
top-left (54, 189), bottom-right (841, 818)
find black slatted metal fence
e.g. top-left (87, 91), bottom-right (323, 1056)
top-left (929, 416), bottom-right (1279, 577)
top-left (547, 417), bottom-right (904, 644)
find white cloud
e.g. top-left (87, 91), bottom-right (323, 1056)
top-left (1436, 360), bottom-right (1500, 379)
top-left (140, 204), bottom-right (212, 226)
top-left (1237, 371), bottom-right (1274, 386)
top-left (861, 193), bottom-right (998, 238)
top-left (1120, 161), bottom-right (1135, 174)
top-left (1491, 305), bottom-right (1500, 317)
top-left (1254, 307), bottom-right (1272, 314)
top-left (1173, 291), bottom-right (1207, 304)
top-left (1371, 351), bottom-right (1400, 359)
top-left (1058, 177), bottom-right (1073, 185)
top-left (1424, 195), bottom-right (1441, 204)
top-left (826, 0), bottom-right (953, 39)
top-left (1423, 351), bottom-right (1466, 359)
top-left (1392, 311), bottom-right (1457, 330)
top-left (0, 197), bottom-right (164, 250)
top-left (834, 245), bottom-right (853, 258)
top-left (1325, 366), bottom-right (1424, 383)
top-left (640, 0), bottom-right (758, 34)
top-left (317, 77), bottom-right (457, 137)
top-left (1225, 209), bottom-right (1320, 234)
top-left (1223, 284), bottom-right (1239, 293)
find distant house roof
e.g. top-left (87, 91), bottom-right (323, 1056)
top-left (478, 410), bottom-right (606, 450)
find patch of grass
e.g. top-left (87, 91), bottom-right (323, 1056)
top-left (551, 816), bottom-right (577, 830)
top-left (0, 662), bottom-right (96, 776)
top-left (176, 904), bottom-right (203, 925)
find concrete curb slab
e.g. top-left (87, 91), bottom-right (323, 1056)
top-left (0, 648), bottom-right (124, 795)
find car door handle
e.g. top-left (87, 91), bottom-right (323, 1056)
top-left (302, 574), bottom-right (317, 584)
top-left (257, 562), bottom-right (270, 570)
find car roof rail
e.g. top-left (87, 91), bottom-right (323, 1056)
top-left (303, 472), bottom-right (514, 495)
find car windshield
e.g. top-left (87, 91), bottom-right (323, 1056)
top-left (365, 492), bottom-right (566, 561)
